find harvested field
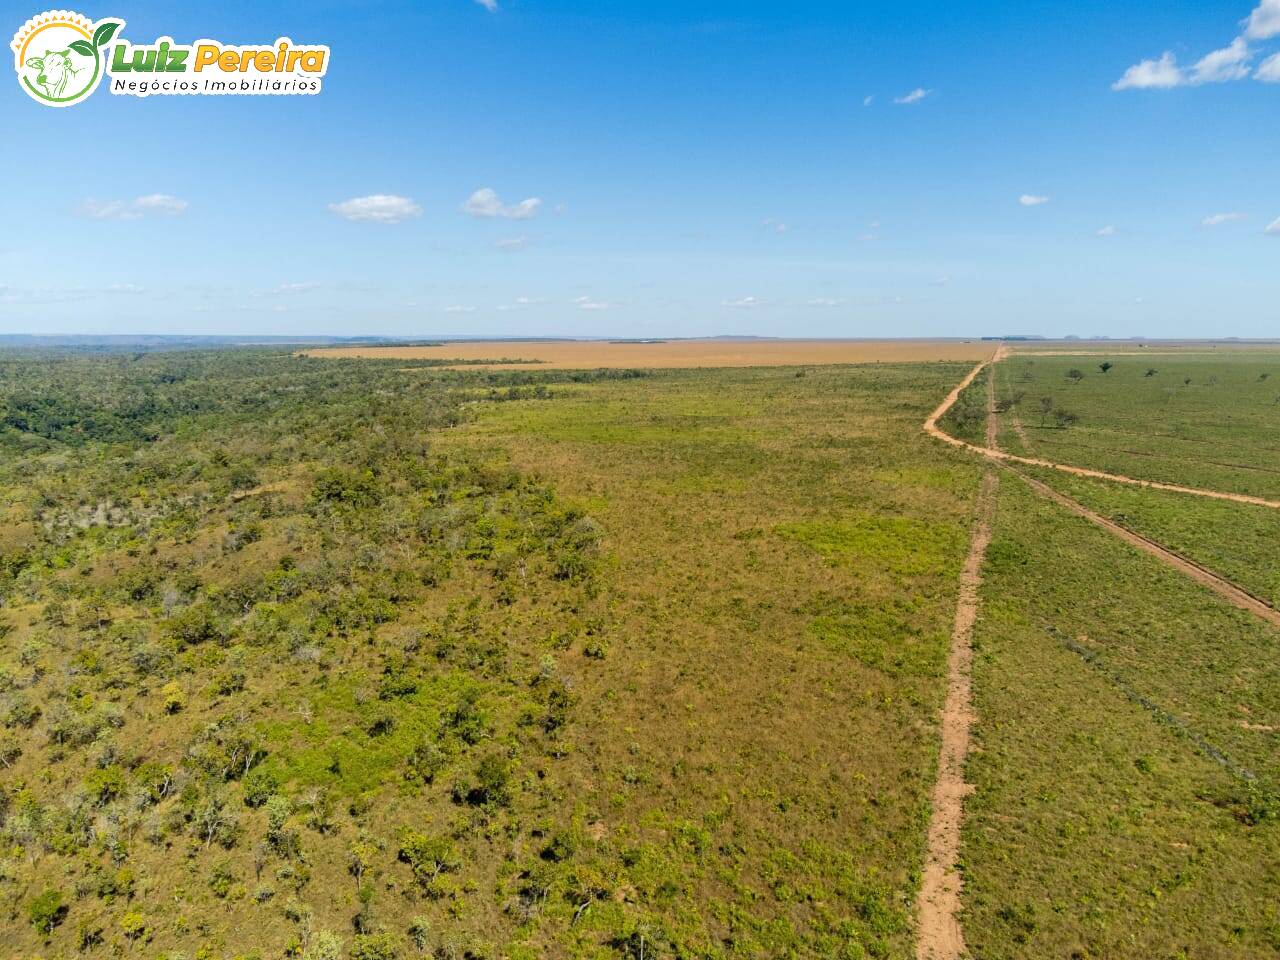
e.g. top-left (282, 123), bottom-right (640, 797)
top-left (304, 338), bottom-right (991, 368)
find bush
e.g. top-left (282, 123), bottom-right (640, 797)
top-left (242, 766), bottom-right (280, 807)
top-left (28, 888), bottom-right (67, 935)
top-left (351, 932), bottom-right (400, 960)
top-left (452, 752), bottom-right (511, 807)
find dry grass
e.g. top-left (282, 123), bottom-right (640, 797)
top-left (304, 339), bottom-right (992, 368)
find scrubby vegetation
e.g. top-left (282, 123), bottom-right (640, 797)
top-left (0, 350), bottom-right (987, 958)
top-left (0, 349), bottom-right (624, 958)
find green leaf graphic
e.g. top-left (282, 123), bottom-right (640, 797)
top-left (69, 39), bottom-right (94, 57)
top-left (92, 21), bottom-right (119, 48)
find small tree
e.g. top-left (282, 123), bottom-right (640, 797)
top-left (1053, 408), bottom-right (1079, 429)
top-left (1145, 368), bottom-right (1158, 377)
top-left (28, 889), bottom-right (67, 935)
top-left (1099, 361), bottom-right (1113, 374)
top-left (1066, 369), bottom-right (1085, 383)
top-left (1037, 396), bottom-right (1054, 427)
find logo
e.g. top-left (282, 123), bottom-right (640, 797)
top-left (12, 10), bottom-right (119, 106)
top-left (12, 10), bottom-right (329, 107)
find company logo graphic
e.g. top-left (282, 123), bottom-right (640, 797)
top-left (12, 10), bottom-right (119, 106)
top-left (12, 10), bottom-right (329, 107)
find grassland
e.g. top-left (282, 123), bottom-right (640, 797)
top-left (993, 353), bottom-right (1280, 499)
top-left (302, 339), bottom-right (992, 369)
top-left (963, 475), bottom-right (1280, 959)
top-left (0, 351), bottom-right (995, 959)
top-left (3, 343), bottom-right (1278, 960)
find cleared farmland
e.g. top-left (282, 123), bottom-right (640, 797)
top-left (303, 339), bottom-right (992, 368)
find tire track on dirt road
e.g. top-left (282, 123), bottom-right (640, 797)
top-left (915, 373), bottom-right (999, 960)
top-left (924, 352), bottom-right (1280, 511)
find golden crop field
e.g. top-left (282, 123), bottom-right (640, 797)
top-left (303, 338), bottom-right (994, 368)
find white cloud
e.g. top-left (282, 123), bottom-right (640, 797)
top-left (497, 296), bottom-right (543, 311)
top-left (1202, 211), bottom-right (1247, 226)
top-left (444, 304), bottom-right (476, 313)
top-left (329, 194), bottom-right (422, 223)
top-left (1113, 52), bottom-right (1185, 90)
top-left (1019, 194), bottom-right (1050, 206)
top-left (133, 193), bottom-right (189, 215)
top-left (1191, 37), bottom-right (1252, 83)
top-left (1245, 0), bottom-right (1280, 39)
top-left (930, 276), bottom-right (950, 287)
top-left (255, 282), bottom-right (321, 297)
top-left (474, 0), bottom-right (498, 9)
top-left (574, 296), bottom-right (612, 311)
top-left (1257, 50), bottom-right (1280, 81)
top-left (1266, 216), bottom-right (1280, 235)
top-left (78, 193), bottom-right (189, 220)
top-left (1116, 2), bottom-right (1280, 90)
top-left (463, 188), bottom-right (542, 220)
top-left (722, 296), bottom-right (760, 308)
top-left (806, 298), bottom-right (843, 307)
top-left (1097, 225), bottom-right (1117, 236)
top-left (105, 283), bottom-right (145, 294)
top-left (894, 88), bottom-right (930, 104)
top-left (495, 236), bottom-right (528, 251)
top-left (762, 218), bottom-right (787, 233)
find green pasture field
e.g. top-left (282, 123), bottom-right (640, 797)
top-left (964, 475), bottom-right (1280, 959)
top-left (993, 352), bottom-right (1280, 499)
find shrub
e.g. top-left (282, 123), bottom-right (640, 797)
top-left (398, 832), bottom-right (458, 892)
top-left (242, 766), bottom-right (280, 807)
top-left (452, 752), bottom-right (511, 807)
top-left (120, 909), bottom-right (149, 940)
top-left (405, 738), bottom-right (447, 785)
top-left (301, 930), bottom-right (343, 960)
top-left (28, 888), bottom-right (67, 935)
top-left (351, 932), bottom-right (400, 960)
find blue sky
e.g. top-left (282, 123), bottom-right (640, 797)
top-left (3, 0), bottom-right (1278, 338)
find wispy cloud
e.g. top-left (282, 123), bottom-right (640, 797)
top-left (1019, 194), bottom-right (1050, 207)
top-left (1202, 211), bottom-right (1247, 226)
top-left (1266, 216), bottom-right (1280, 236)
top-left (497, 296), bottom-right (543, 311)
top-left (255, 282), bottom-right (321, 297)
top-left (574, 296), bottom-right (612, 311)
top-left (1097, 225), bottom-right (1117, 236)
top-left (762, 218), bottom-right (788, 233)
top-left (474, 0), bottom-right (498, 10)
top-left (495, 236), bottom-right (529, 251)
top-left (444, 304), bottom-right (477, 314)
top-left (0, 283), bottom-right (147, 304)
top-left (893, 88), bottom-right (930, 104)
top-left (806, 298), bottom-right (843, 307)
top-left (78, 193), bottom-right (189, 220)
top-left (722, 296), bottom-right (760, 308)
top-left (463, 188), bottom-right (542, 220)
top-left (862, 95), bottom-right (874, 106)
top-left (1257, 50), bottom-right (1280, 80)
top-left (1192, 37), bottom-right (1252, 82)
top-left (329, 195), bottom-right (422, 223)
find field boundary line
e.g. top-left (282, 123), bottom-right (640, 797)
top-left (916, 373), bottom-right (998, 960)
top-left (1050, 629), bottom-right (1257, 781)
top-left (924, 352), bottom-right (1280, 511)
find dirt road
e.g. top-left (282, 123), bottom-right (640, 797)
top-left (924, 353), bottom-right (1280, 511)
top-left (916, 372), bottom-right (999, 960)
